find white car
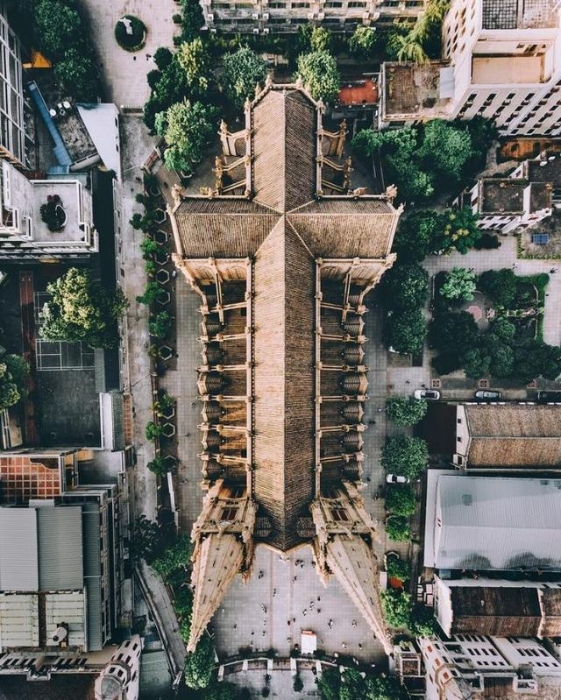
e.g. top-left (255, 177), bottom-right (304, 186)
top-left (414, 389), bottom-right (440, 401)
top-left (386, 474), bottom-right (409, 484)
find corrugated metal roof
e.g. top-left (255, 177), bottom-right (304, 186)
top-left (0, 593), bottom-right (39, 650)
top-left (37, 506), bottom-right (83, 590)
top-left (435, 475), bottom-right (561, 570)
top-left (81, 503), bottom-right (103, 651)
top-left (0, 509), bottom-right (39, 591)
top-left (45, 591), bottom-right (86, 649)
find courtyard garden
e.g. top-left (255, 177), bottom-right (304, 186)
top-left (429, 267), bottom-right (561, 383)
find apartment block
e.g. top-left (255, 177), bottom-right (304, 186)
top-left (201, 0), bottom-right (427, 35)
top-left (0, 2), bottom-right (27, 165)
top-left (443, 0), bottom-right (561, 135)
top-left (420, 635), bottom-right (561, 700)
top-left (381, 0), bottom-right (561, 134)
top-left (0, 160), bottom-right (96, 259)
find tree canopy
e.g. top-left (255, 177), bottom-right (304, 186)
top-left (352, 119), bottom-right (495, 204)
top-left (222, 47), bottom-right (268, 109)
top-left (440, 267), bottom-right (477, 302)
top-left (152, 533), bottom-right (191, 579)
top-left (385, 554), bottom-right (410, 581)
top-left (381, 590), bottom-right (412, 628)
top-left (317, 667), bottom-right (404, 700)
top-left (41, 268), bottom-right (127, 349)
top-left (386, 396), bottom-right (428, 426)
top-left (385, 309), bottom-right (427, 355)
top-left (0, 355), bottom-right (29, 410)
top-left (380, 264), bottom-right (429, 311)
top-left (381, 435), bottom-right (428, 480)
top-left (185, 635), bottom-right (215, 689)
top-left (177, 38), bottom-right (213, 94)
top-left (348, 26), bottom-right (378, 60)
top-left (477, 268), bottom-right (517, 307)
top-left (295, 51), bottom-right (340, 102)
top-left (156, 99), bottom-right (218, 173)
top-left (385, 485), bottom-right (417, 517)
top-left (392, 210), bottom-right (441, 262)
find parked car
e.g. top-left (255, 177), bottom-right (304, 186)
top-left (537, 391), bottom-right (561, 404)
top-left (475, 390), bottom-right (502, 400)
top-left (414, 389), bottom-right (440, 400)
top-left (386, 474), bottom-right (409, 484)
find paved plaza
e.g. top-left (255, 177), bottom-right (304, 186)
top-left (79, 0), bottom-right (179, 107)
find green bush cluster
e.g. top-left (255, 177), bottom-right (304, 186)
top-left (380, 263), bottom-right (429, 355)
top-left (114, 15), bottom-right (146, 51)
top-left (33, 0), bottom-right (100, 101)
top-left (353, 117), bottom-right (497, 205)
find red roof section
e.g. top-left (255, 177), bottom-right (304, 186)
top-left (339, 79), bottom-right (378, 106)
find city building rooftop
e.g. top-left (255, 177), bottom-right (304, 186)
top-left (480, 179), bottom-right (527, 214)
top-left (481, 0), bottom-right (558, 30)
top-left (381, 62), bottom-right (454, 123)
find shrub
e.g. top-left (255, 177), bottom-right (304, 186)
top-left (385, 554), bottom-right (410, 581)
top-left (382, 435), bottom-right (428, 480)
top-left (115, 15), bottom-right (147, 51)
top-left (381, 589), bottom-right (412, 627)
top-left (386, 396), bottom-right (428, 426)
top-left (386, 516), bottom-right (411, 542)
top-left (293, 675), bottom-right (304, 692)
top-left (385, 485), bottom-right (417, 517)
top-left (145, 421), bottom-right (163, 441)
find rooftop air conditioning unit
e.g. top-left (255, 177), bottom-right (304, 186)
top-left (263, 26), bottom-right (270, 32)
top-left (252, 12), bottom-right (259, 19)
top-left (317, 11), bottom-right (325, 19)
top-left (262, 12), bottom-right (269, 19)
top-left (253, 26), bottom-right (260, 33)
top-left (307, 11), bottom-right (315, 19)
top-left (372, 11), bottom-right (380, 19)
top-left (206, 13), bottom-right (214, 21)
top-left (362, 11), bottom-right (370, 19)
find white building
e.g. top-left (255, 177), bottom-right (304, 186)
top-left (200, 0), bottom-right (427, 35)
top-left (94, 636), bottom-right (142, 700)
top-left (420, 635), bottom-right (561, 700)
top-left (443, 0), bottom-right (561, 135)
top-left (0, 2), bottom-right (27, 165)
top-left (0, 160), bottom-right (97, 259)
top-left (381, 0), bottom-right (561, 135)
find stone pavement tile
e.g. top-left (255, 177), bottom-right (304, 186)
top-left (80, 0), bottom-right (179, 107)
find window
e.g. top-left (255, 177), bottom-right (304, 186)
top-left (331, 507), bottom-right (349, 522)
top-left (221, 507), bottom-right (238, 521)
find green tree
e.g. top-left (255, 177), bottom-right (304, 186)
top-left (222, 47), bottom-right (268, 109)
top-left (149, 310), bottom-right (172, 339)
top-left (430, 311), bottom-right (478, 355)
top-left (488, 317), bottom-right (516, 342)
top-left (381, 435), bottom-right (428, 480)
top-left (145, 421), bottom-right (163, 441)
top-left (295, 51), bottom-right (340, 102)
top-left (488, 344), bottom-right (514, 379)
top-left (385, 553), bottom-right (410, 581)
top-left (440, 267), bottom-right (476, 302)
top-left (419, 120), bottom-right (473, 183)
top-left (385, 485), bottom-right (416, 516)
top-left (154, 46), bottom-right (174, 70)
top-left (380, 263), bottom-right (429, 311)
top-left (386, 515), bottom-right (411, 542)
top-left (310, 27), bottom-right (333, 53)
top-left (0, 362), bottom-right (21, 410)
top-left (137, 282), bottom-right (166, 306)
top-left (478, 268), bottom-right (517, 307)
top-left (34, 0), bottom-right (83, 59)
top-left (41, 268), bottom-right (127, 349)
top-left (179, 0), bottom-right (205, 41)
top-left (392, 33), bottom-right (428, 63)
top-left (177, 38), bottom-right (213, 94)
top-left (348, 26), bottom-right (378, 60)
top-left (54, 49), bottom-right (100, 101)
top-left (513, 342), bottom-right (561, 383)
top-left (140, 237), bottom-right (159, 258)
top-left (152, 533), bottom-right (191, 578)
top-left (146, 455), bottom-right (173, 476)
top-left (462, 348), bottom-right (491, 379)
top-left (386, 309), bottom-right (427, 355)
top-left (409, 605), bottom-right (438, 637)
top-left (392, 210), bottom-right (440, 262)
top-left (381, 590), bottom-right (412, 627)
top-left (185, 635), bottom-right (215, 689)
top-left (156, 99), bottom-right (218, 173)
top-left (386, 396), bottom-right (428, 426)
top-left (436, 207), bottom-right (481, 254)
top-left (130, 514), bottom-right (177, 564)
